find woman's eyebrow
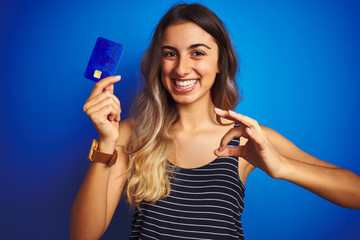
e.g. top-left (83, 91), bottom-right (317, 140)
top-left (161, 45), bottom-right (177, 51)
top-left (161, 43), bottom-right (211, 51)
top-left (188, 43), bottom-right (211, 50)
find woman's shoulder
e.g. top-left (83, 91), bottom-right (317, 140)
top-left (119, 118), bottom-right (134, 129)
top-left (117, 118), bottom-right (134, 148)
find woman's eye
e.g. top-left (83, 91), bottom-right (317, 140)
top-left (192, 51), bottom-right (205, 57)
top-left (163, 51), bottom-right (177, 57)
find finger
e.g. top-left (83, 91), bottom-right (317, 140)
top-left (86, 98), bottom-right (120, 121)
top-left (108, 105), bottom-right (122, 122)
top-left (214, 146), bottom-right (242, 157)
top-left (88, 75), bottom-right (121, 100)
top-left (86, 99), bottom-right (119, 118)
top-left (214, 108), bottom-right (261, 131)
top-left (104, 83), bottom-right (114, 94)
top-left (218, 127), bottom-right (244, 152)
top-left (84, 91), bottom-right (121, 112)
top-left (245, 126), bottom-right (266, 149)
top-left (114, 100), bottom-right (121, 122)
top-left (223, 109), bottom-right (267, 148)
top-left (108, 113), bottom-right (116, 121)
top-left (92, 104), bottom-right (120, 124)
top-left (104, 94), bottom-right (121, 121)
top-left (111, 112), bottom-right (121, 122)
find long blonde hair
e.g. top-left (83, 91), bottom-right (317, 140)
top-left (126, 3), bottom-right (241, 207)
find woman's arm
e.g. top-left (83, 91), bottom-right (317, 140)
top-left (70, 76), bottom-right (131, 240)
top-left (214, 108), bottom-right (360, 209)
top-left (263, 125), bottom-right (360, 209)
top-left (70, 121), bottom-right (131, 240)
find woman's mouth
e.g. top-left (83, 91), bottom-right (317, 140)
top-left (173, 79), bottom-right (198, 93)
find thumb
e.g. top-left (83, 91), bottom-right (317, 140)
top-left (214, 146), bottom-right (242, 157)
top-left (104, 75), bottom-right (121, 94)
top-left (104, 83), bottom-right (114, 94)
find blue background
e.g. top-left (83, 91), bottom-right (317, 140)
top-left (1, 0), bottom-right (359, 239)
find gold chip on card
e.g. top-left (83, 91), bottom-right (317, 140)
top-left (93, 70), bottom-right (102, 79)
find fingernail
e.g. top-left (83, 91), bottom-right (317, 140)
top-left (214, 107), bottom-right (224, 113)
top-left (115, 75), bottom-right (121, 80)
top-left (247, 127), bottom-right (253, 134)
top-left (218, 146), bottom-right (223, 152)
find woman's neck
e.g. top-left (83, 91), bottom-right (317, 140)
top-left (175, 98), bottom-right (217, 132)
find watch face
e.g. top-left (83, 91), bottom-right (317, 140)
top-left (88, 139), bottom-right (98, 162)
top-left (87, 140), bottom-right (117, 166)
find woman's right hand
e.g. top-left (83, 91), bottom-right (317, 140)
top-left (83, 76), bottom-right (122, 150)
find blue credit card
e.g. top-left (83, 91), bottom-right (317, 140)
top-left (84, 37), bottom-right (124, 82)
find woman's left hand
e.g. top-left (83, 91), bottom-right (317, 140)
top-left (214, 108), bottom-right (360, 208)
top-left (214, 108), bottom-right (285, 179)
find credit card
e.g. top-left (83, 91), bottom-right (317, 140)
top-left (84, 37), bottom-right (124, 82)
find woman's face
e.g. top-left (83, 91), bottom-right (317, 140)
top-left (161, 21), bottom-right (219, 106)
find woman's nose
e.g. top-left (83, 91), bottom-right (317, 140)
top-left (175, 56), bottom-right (191, 76)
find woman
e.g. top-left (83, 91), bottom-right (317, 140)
top-left (70, 3), bottom-right (360, 240)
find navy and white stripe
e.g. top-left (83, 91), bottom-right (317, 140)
top-left (130, 134), bottom-right (245, 239)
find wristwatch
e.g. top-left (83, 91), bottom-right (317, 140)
top-left (88, 139), bottom-right (117, 166)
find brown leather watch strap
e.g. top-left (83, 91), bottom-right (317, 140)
top-left (88, 139), bottom-right (118, 166)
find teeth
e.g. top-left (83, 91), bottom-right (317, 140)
top-left (175, 79), bottom-right (197, 89)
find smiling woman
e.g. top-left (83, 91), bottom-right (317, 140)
top-left (160, 22), bottom-right (219, 103)
top-left (70, 3), bottom-right (360, 240)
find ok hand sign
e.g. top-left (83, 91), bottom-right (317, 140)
top-left (214, 108), bottom-right (285, 179)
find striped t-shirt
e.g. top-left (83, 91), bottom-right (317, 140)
top-left (130, 136), bottom-right (245, 239)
